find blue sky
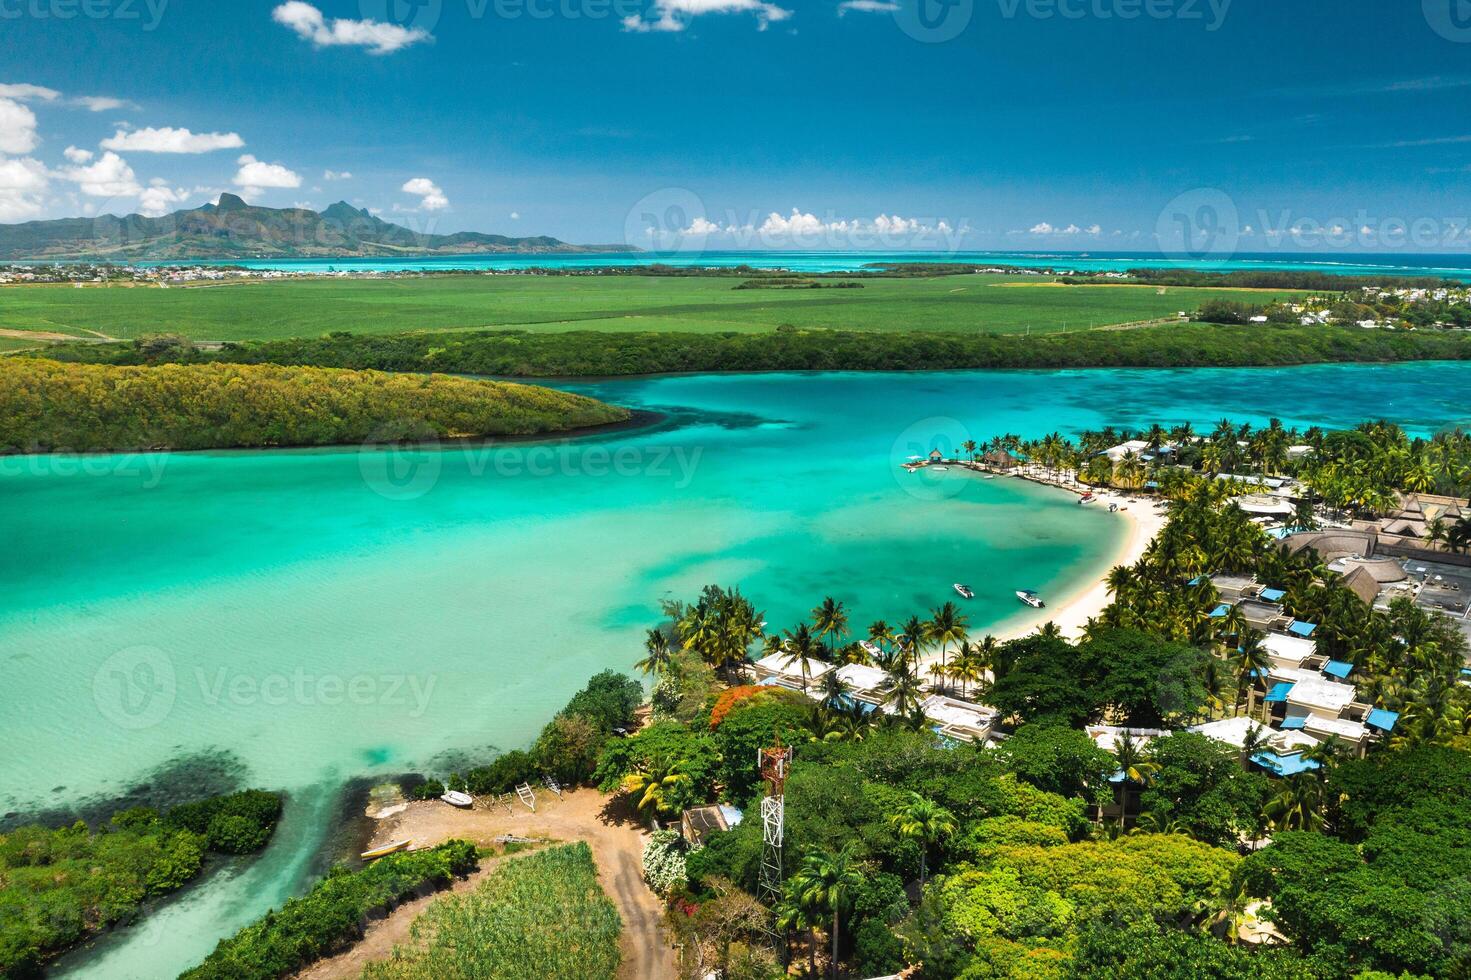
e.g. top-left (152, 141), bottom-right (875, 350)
top-left (3, 0), bottom-right (1471, 251)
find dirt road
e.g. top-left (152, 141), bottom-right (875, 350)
top-left (295, 788), bottom-right (676, 980)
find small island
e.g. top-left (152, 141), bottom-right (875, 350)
top-left (0, 358), bottom-right (630, 454)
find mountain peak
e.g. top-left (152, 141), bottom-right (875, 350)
top-left (215, 193), bottom-right (249, 212)
top-left (321, 201), bottom-right (370, 222)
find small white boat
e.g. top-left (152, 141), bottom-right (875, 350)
top-left (953, 584), bottom-right (975, 599)
top-left (930, 466), bottom-right (949, 472)
top-left (1016, 590), bottom-right (1046, 609)
top-left (440, 790), bottom-right (474, 808)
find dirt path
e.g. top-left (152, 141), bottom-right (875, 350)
top-left (294, 853), bottom-right (515, 979)
top-left (297, 788), bottom-right (676, 980)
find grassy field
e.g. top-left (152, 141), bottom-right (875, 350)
top-left (0, 274), bottom-right (1310, 342)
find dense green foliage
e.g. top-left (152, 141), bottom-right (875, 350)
top-left (161, 789), bottom-right (283, 854)
top-left (32, 319), bottom-right (1471, 378)
top-left (423, 670), bottom-right (647, 797)
top-left (181, 839), bottom-right (479, 980)
top-left (0, 357), bottom-right (628, 453)
top-left (361, 843), bottom-right (620, 980)
top-left (0, 790), bottom-right (281, 977)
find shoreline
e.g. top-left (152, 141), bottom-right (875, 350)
top-left (912, 460), bottom-right (1167, 652)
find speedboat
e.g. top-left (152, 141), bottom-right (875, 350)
top-left (361, 838), bottom-right (413, 860)
top-left (953, 584), bottom-right (975, 599)
top-left (440, 790), bottom-right (474, 808)
top-left (1016, 590), bottom-right (1045, 609)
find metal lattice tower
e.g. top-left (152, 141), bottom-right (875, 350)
top-left (756, 737), bottom-right (792, 909)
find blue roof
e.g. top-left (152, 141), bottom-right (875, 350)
top-left (1251, 751), bottom-right (1322, 777)
top-left (1323, 660), bottom-right (1353, 679)
top-left (1259, 587), bottom-right (1286, 602)
top-left (1280, 715), bottom-right (1308, 730)
top-left (1288, 621), bottom-right (1318, 637)
top-left (1366, 708), bottom-right (1400, 731)
top-left (1210, 603), bottom-right (1232, 618)
top-left (1264, 681), bottom-right (1296, 703)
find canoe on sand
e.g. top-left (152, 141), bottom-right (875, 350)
top-left (361, 838), bottom-right (412, 860)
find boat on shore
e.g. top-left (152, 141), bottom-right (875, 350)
top-left (440, 790), bottom-right (474, 808)
top-left (361, 838), bottom-right (413, 860)
top-left (953, 583), bottom-right (975, 599)
top-left (1016, 589), bottom-right (1045, 609)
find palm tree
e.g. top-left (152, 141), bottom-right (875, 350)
top-left (781, 623), bottom-right (822, 695)
top-left (898, 615), bottom-right (927, 672)
top-left (622, 753), bottom-right (692, 828)
top-left (948, 640), bottom-right (985, 698)
top-left (1262, 774), bottom-right (1325, 832)
top-left (925, 602), bottom-right (969, 677)
top-left (1111, 730), bottom-right (1160, 824)
top-left (887, 792), bottom-right (956, 886)
top-left (774, 894), bottom-right (820, 977)
top-left (882, 659), bottom-right (924, 716)
top-left (812, 597), bottom-right (849, 658)
top-left (1232, 629), bottom-right (1271, 717)
top-left (792, 845), bottom-right (865, 980)
top-left (866, 620), bottom-right (894, 657)
top-left (634, 627), bottom-right (674, 675)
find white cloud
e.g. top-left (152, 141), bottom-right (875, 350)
top-left (63, 145), bottom-right (93, 164)
top-left (73, 95), bottom-right (135, 112)
top-left (63, 150), bottom-right (141, 197)
top-left (102, 127), bottom-right (245, 153)
top-left (272, 2), bottom-right (432, 55)
top-left (510, 211), bottom-right (520, 220)
top-left (1025, 221), bottom-right (1101, 236)
top-left (401, 176), bottom-right (448, 210)
top-left (0, 97), bottom-right (40, 155)
top-left (138, 181), bottom-right (190, 216)
top-left (623, 0), bottom-right (792, 32)
top-left (682, 216), bottom-right (721, 235)
top-left (323, 169), bottom-right (352, 180)
top-left (668, 208), bottom-right (963, 248)
top-left (233, 154), bottom-right (302, 195)
top-left (0, 83), bottom-right (59, 102)
top-left (837, 0), bottom-right (899, 12)
top-left (0, 156), bottom-right (49, 221)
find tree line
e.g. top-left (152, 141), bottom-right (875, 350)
top-left (27, 321), bottom-right (1471, 379)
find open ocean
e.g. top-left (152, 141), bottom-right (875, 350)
top-left (213, 250), bottom-right (1471, 280)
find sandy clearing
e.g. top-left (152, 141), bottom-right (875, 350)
top-left (328, 788), bottom-right (676, 980)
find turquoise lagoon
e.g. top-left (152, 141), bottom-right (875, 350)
top-left (209, 249), bottom-right (1471, 279)
top-left (3, 364), bottom-right (1471, 976)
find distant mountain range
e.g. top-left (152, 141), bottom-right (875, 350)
top-left (0, 194), bottom-right (638, 261)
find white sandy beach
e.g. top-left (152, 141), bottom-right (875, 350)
top-left (910, 466), bottom-right (1169, 671)
top-left (990, 485), bottom-right (1168, 642)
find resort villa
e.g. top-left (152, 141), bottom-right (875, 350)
top-left (748, 651), bottom-right (1002, 743)
top-left (1199, 572), bottom-right (1401, 764)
